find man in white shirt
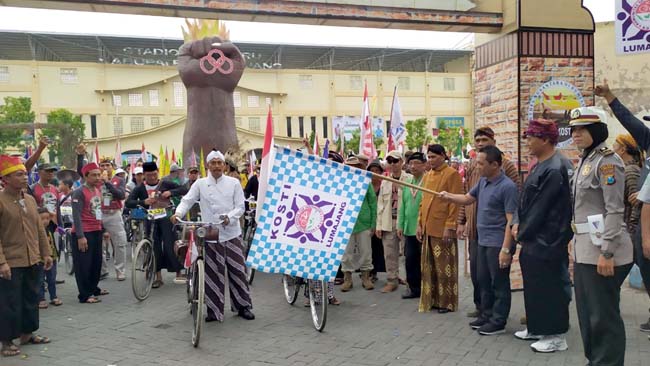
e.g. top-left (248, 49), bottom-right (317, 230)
top-left (172, 150), bottom-right (254, 322)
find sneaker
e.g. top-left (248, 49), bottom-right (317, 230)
top-left (470, 318), bottom-right (488, 330)
top-left (640, 319), bottom-right (650, 333)
top-left (514, 328), bottom-right (542, 341)
top-left (478, 322), bottom-right (506, 336)
top-left (530, 335), bottom-right (568, 353)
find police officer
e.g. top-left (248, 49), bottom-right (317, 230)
top-left (570, 106), bottom-right (633, 366)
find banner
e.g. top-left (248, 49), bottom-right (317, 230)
top-left (332, 116), bottom-right (384, 141)
top-left (527, 79), bottom-right (586, 149)
top-left (616, 0), bottom-right (650, 55)
top-left (247, 147), bottom-right (371, 281)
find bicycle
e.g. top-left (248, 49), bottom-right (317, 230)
top-left (174, 218), bottom-right (223, 348)
top-left (128, 207), bottom-right (147, 261)
top-left (131, 206), bottom-right (159, 301)
top-left (241, 197), bottom-right (257, 284)
top-left (59, 227), bottom-right (74, 275)
top-left (282, 275), bottom-right (328, 332)
top-left (58, 205), bottom-right (74, 275)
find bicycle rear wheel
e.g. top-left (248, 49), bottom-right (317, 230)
top-left (282, 275), bottom-right (300, 305)
top-left (63, 232), bottom-right (74, 275)
top-left (309, 280), bottom-right (328, 332)
top-left (132, 239), bottom-right (156, 301)
top-left (191, 259), bottom-right (205, 347)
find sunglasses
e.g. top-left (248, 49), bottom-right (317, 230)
top-left (386, 158), bottom-right (400, 164)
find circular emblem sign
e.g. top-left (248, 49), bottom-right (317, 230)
top-left (632, 0), bottom-right (650, 32)
top-left (295, 205), bottom-right (324, 234)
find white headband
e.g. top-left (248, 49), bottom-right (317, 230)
top-left (206, 150), bottom-right (225, 163)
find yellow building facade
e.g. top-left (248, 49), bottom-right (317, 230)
top-left (0, 33), bottom-right (473, 161)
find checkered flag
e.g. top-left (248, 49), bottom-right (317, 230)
top-left (246, 147), bottom-right (371, 281)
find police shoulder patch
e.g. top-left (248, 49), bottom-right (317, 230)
top-left (599, 147), bottom-right (614, 156)
top-left (599, 163), bottom-right (616, 185)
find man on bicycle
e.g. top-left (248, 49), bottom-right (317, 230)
top-left (172, 150), bottom-right (255, 322)
top-left (126, 162), bottom-right (187, 287)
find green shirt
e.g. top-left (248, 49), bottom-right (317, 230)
top-left (398, 176), bottom-right (423, 236)
top-left (353, 186), bottom-right (377, 233)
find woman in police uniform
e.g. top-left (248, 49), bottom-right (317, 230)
top-left (570, 107), bottom-right (633, 366)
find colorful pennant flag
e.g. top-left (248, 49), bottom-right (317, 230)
top-left (388, 85), bottom-right (406, 153)
top-left (359, 81), bottom-right (376, 159)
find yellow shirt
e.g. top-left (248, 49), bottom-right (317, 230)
top-left (418, 163), bottom-right (463, 238)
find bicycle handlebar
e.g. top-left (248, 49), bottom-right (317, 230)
top-left (175, 218), bottom-right (225, 226)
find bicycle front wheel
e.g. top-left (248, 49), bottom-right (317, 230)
top-left (282, 275), bottom-right (300, 305)
top-left (191, 259), bottom-right (205, 348)
top-left (132, 239), bottom-right (156, 301)
top-left (309, 280), bottom-right (328, 332)
top-left (64, 232), bottom-right (74, 275)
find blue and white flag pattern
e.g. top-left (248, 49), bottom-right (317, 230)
top-left (246, 147), bottom-right (371, 281)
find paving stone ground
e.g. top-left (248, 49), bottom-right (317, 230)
top-left (3, 244), bottom-right (649, 366)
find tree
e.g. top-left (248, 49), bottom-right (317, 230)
top-left (345, 129), bottom-right (384, 157)
top-left (0, 97), bottom-right (35, 153)
top-left (405, 118), bottom-right (432, 152)
top-left (41, 109), bottom-right (85, 168)
top-left (435, 121), bottom-right (471, 158)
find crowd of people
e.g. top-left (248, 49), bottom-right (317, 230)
top-left (0, 81), bottom-right (649, 366)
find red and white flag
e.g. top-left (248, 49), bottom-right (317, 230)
top-left (387, 86), bottom-right (406, 153)
top-left (141, 143), bottom-right (147, 162)
top-left (256, 106), bottom-right (275, 222)
top-left (312, 132), bottom-right (320, 156)
top-left (115, 139), bottom-right (122, 167)
top-left (359, 82), bottom-right (376, 159)
top-left (92, 141), bottom-right (100, 164)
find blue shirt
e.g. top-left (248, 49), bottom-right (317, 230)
top-left (469, 172), bottom-right (518, 247)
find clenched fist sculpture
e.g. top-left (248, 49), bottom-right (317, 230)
top-left (177, 34), bottom-right (245, 167)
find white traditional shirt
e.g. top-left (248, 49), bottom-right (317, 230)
top-left (175, 173), bottom-right (245, 242)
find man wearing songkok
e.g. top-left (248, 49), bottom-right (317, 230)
top-left (173, 150), bottom-right (255, 321)
top-left (126, 162), bottom-right (187, 287)
top-left (0, 155), bottom-right (53, 357)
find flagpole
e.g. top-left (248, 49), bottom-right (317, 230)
top-left (372, 172), bottom-right (439, 196)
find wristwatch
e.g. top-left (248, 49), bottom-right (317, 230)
top-left (601, 251), bottom-right (614, 259)
top-left (500, 247), bottom-right (511, 255)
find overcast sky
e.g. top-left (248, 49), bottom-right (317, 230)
top-left (0, 0), bottom-right (613, 49)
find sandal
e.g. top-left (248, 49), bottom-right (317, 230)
top-left (1, 344), bottom-right (20, 357)
top-left (98, 289), bottom-right (109, 296)
top-left (83, 297), bottom-right (101, 304)
top-left (38, 300), bottom-right (48, 309)
top-left (50, 298), bottom-right (63, 306)
top-left (20, 335), bottom-right (50, 345)
top-left (152, 280), bottom-right (163, 289)
top-left (329, 297), bottom-right (341, 305)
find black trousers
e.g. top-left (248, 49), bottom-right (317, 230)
top-left (72, 231), bottom-right (103, 302)
top-left (468, 239), bottom-right (480, 309)
top-left (574, 263), bottom-right (632, 366)
top-left (519, 251), bottom-right (570, 335)
top-left (404, 235), bottom-right (421, 294)
top-left (632, 229), bottom-right (650, 298)
top-left (0, 265), bottom-right (41, 342)
top-left (477, 246), bottom-right (511, 327)
top-left (370, 233), bottom-right (385, 275)
top-left (152, 218), bottom-right (182, 273)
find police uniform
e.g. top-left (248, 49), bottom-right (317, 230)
top-left (570, 107), bottom-right (633, 366)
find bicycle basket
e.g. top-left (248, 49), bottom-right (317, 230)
top-left (131, 208), bottom-right (148, 220)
